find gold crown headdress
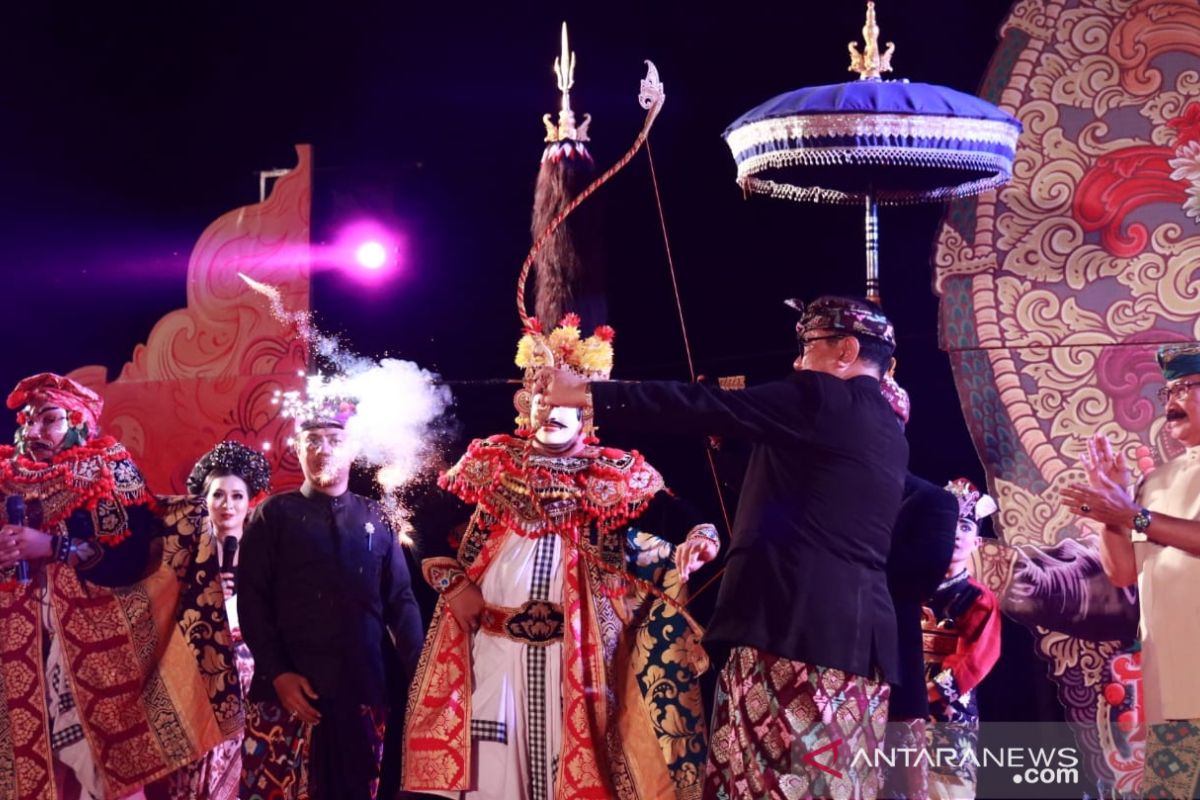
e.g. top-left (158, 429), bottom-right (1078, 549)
top-left (543, 22), bottom-right (592, 147)
top-left (273, 378), bottom-right (358, 432)
top-left (945, 477), bottom-right (998, 523)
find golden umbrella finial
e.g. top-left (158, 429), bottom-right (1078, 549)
top-left (543, 22), bottom-right (591, 142)
top-left (848, 2), bottom-right (895, 80)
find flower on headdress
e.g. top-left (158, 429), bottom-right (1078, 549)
top-left (68, 410), bottom-right (84, 427)
top-left (15, 411), bottom-right (27, 426)
top-left (514, 315), bottom-right (615, 379)
top-left (548, 322), bottom-right (581, 352)
top-left (577, 334), bottom-right (614, 375)
top-left (515, 334), bottom-right (551, 370)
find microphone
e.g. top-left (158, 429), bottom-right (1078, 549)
top-left (221, 535), bottom-right (239, 580)
top-left (6, 495), bottom-right (29, 585)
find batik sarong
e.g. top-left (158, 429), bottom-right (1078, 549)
top-left (704, 647), bottom-right (889, 800)
top-left (925, 719), bottom-right (977, 800)
top-left (240, 700), bottom-right (387, 800)
top-left (149, 637), bottom-right (256, 799)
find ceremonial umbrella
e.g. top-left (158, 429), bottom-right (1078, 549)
top-left (722, 2), bottom-right (1021, 302)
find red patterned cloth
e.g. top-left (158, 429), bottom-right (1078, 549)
top-left (0, 443), bottom-right (241, 800)
top-left (704, 647), bottom-right (889, 800)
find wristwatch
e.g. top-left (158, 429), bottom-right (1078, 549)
top-left (1133, 507), bottom-right (1152, 536)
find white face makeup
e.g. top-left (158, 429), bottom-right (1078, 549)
top-left (950, 517), bottom-right (980, 569)
top-left (20, 404), bottom-right (71, 461)
top-left (529, 392), bottom-right (584, 449)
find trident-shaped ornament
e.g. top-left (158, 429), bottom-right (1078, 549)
top-left (848, 2), bottom-right (895, 80)
top-left (543, 22), bottom-right (592, 142)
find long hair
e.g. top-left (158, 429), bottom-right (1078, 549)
top-left (531, 143), bottom-right (606, 330)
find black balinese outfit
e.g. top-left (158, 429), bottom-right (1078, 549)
top-left (591, 370), bottom-right (908, 799)
top-left (238, 484), bottom-right (424, 800)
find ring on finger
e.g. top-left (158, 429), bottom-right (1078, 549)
top-left (1080, 503), bottom-right (1091, 513)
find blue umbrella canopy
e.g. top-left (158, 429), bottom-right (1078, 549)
top-left (721, 1), bottom-right (1021, 301)
top-left (723, 1), bottom-right (1020, 206)
top-left (723, 78), bottom-right (1022, 205)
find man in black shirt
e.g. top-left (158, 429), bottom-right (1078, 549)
top-left (539, 296), bottom-right (908, 799)
top-left (238, 413), bottom-right (424, 800)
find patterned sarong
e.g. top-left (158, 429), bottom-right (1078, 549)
top-left (1142, 719), bottom-right (1200, 799)
top-left (148, 638), bottom-right (256, 799)
top-left (0, 494), bottom-right (242, 800)
top-left (704, 647), bottom-right (889, 800)
top-left (925, 719), bottom-right (977, 800)
top-left (241, 700), bottom-right (387, 800)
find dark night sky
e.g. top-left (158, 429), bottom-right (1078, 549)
top-left (0, 1), bottom-right (1061, 721)
top-left (1, 1), bottom-right (1013, 470)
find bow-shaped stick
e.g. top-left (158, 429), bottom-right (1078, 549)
top-left (516, 61), bottom-right (665, 328)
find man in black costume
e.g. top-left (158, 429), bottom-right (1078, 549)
top-left (540, 295), bottom-right (908, 799)
top-left (238, 405), bottom-right (424, 800)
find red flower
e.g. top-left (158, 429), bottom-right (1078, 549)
top-left (593, 325), bottom-right (615, 342)
top-left (560, 312), bottom-right (581, 328)
top-left (15, 411), bottom-right (27, 426)
top-left (68, 410), bottom-right (84, 426)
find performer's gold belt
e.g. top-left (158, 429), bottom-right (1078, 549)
top-left (480, 600), bottom-right (564, 646)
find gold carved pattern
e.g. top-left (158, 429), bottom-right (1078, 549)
top-left (937, 0), bottom-right (1200, 534)
top-left (935, 1), bottom-right (1200, 789)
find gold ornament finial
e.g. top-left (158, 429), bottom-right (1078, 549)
top-left (848, 2), bottom-right (895, 80)
top-left (543, 22), bottom-right (592, 142)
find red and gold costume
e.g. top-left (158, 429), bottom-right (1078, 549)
top-left (0, 375), bottom-right (240, 799)
top-left (404, 430), bottom-right (711, 800)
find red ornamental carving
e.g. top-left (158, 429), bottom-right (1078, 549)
top-left (67, 145), bottom-right (313, 494)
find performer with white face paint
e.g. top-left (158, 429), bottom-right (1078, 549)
top-left (404, 315), bottom-right (720, 800)
top-left (528, 392), bottom-right (585, 451)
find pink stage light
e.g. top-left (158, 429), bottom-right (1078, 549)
top-left (355, 240), bottom-right (388, 270)
top-left (329, 221), bottom-right (407, 281)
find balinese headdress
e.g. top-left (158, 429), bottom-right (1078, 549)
top-left (1157, 342), bottom-right (1200, 381)
top-left (945, 477), bottom-right (998, 523)
top-left (511, 26), bottom-right (664, 435)
top-left (187, 440), bottom-right (272, 500)
top-left (533, 22), bottom-right (605, 331)
top-left (513, 313), bottom-right (614, 436)
top-left (8, 373), bottom-right (104, 434)
top-left (514, 312), bottom-right (615, 380)
top-left (8, 373), bottom-right (104, 452)
top-left (786, 295), bottom-right (896, 348)
top-left (274, 384), bottom-right (358, 431)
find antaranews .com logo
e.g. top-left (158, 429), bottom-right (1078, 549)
top-left (795, 722), bottom-right (1088, 799)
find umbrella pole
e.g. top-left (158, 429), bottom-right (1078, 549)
top-left (864, 189), bottom-right (881, 304)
